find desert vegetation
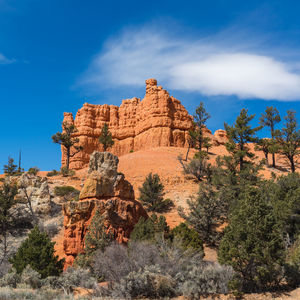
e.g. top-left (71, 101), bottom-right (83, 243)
top-left (0, 102), bottom-right (300, 299)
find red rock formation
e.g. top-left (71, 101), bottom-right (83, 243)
top-left (61, 79), bottom-right (193, 169)
top-left (214, 129), bottom-right (229, 145)
top-left (61, 78), bottom-right (227, 169)
top-left (62, 152), bottom-right (147, 268)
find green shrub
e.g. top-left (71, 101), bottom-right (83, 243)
top-left (60, 166), bottom-right (75, 177)
top-left (54, 185), bottom-right (79, 198)
top-left (130, 214), bottom-right (169, 242)
top-left (27, 167), bottom-right (39, 176)
top-left (171, 223), bottom-right (204, 254)
top-left (10, 226), bottom-right (64, 278)
top-left (46, 170), bottom-right (59, 177)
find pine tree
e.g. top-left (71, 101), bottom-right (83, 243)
top-left (99, 123), bottom-right (114, 151)
top-left (178, 182), bottom-right (226, 247)
top-left (203, 136), bottom-right (212, 153)
top-left (84, 209), bottom-right (113, 256)
top-left (3, 157), bottom-right (17, 176)
top-left (0, 183), bottom-right (17, 264)
top-left (189, 102), bottom-right (211, 154)
top-left (255, 138), bottom-right (272, 165)
top-left (10, 226), bottom-right (64, 278)
top-left (275, 110), bottom-right (300, 173)
top-left (139, 173), bottom-right (171, 212)
top-left (224, 108), bottom-right (262, 171)
top-left (218, 185), bottom-right (285, 292)
top-left (52, 122), bottom-right (83, 171)
top-left (260, 106), bottom-right (281, 168)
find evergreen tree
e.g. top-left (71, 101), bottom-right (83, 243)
top-left (255, 138), bottom-right (272, 165)
top-left (224, 108), bottom-right (261, 171)
top-left (138, 173), bottom-right (171, 212)
top-left (52, 122), bottom-right (83, 171)
top-left (99, 123), bottom-right (114, 151)
top-left (275, 110), bottom-right (300, 173)
top-left (260, 106), bottom-right (281, 168)
top-left (84, 209), bottom-right (113, 256)
top-left (203, 136), bottom-right (212, 153)
top-left (179, 153), bottom-right (213, 182)
top-left (170, 223), bottom-right (204, 254)
top-left (130, 214), bottom-right (170, 242)
top-left (178, 183), bottom-right (226, 247)
top-left (268, 173), bottom-right (300, 243)
top-left (218, 185), bottom-right (285, 292)
top-left (10, 226), bottom-right (64, 278)
top-left (0, 183), bottom-right (17, 263)
top-left (3, 157), bottom-right (17, 176)
top-left (189, 102), bottom-right (211, 153)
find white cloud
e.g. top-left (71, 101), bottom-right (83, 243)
top-left (0, 53), bottom-right (15, 64)
top-left (80, 27), bottom-right (300, 101)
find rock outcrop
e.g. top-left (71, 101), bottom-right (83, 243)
top-left (61, 79), bottom-right (228, 169)
top-left (62, 151), bottom-right (147, 268)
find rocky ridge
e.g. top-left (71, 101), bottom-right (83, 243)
top-left (62, 79), bottom-right (227, 169)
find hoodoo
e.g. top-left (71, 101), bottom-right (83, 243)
top-left (62, 151), bottom-right (147, 268)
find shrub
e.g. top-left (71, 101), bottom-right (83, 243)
top-left (46, 169), bottom-right (59, 177)
top-left (38, 222), bottom-right (59, 238)
top-left (27, 167), bottom-right (39, 176)
top-left (111, 265), bottom-right (176, 299)
top-left (60, 166), bottom-right (75, 177)
top-left (54, 186), bottom-right (79, 198)
top-left (0, 269), bottom-right (20, 288)
top-left (139, 173), bottom-right (172, 212)
top-left (74, 210), bottom-right (113, 269)
top-left (176, 263), bottom-right (234, 298)
top-left (10, 226), bottom-right (64, 278)
top-left (56, 267), bottom-right (96, 294)
top-left (130, 214), bottom-right (169, 242)
top-left (20, 265), bottom-right (42, 289)
top-left (171, 223), bottom-right (204, 253)
top-left (92, 239), bottom-right (232, 298)
top-left (284, 235), bottom-right (300, 287)
top-left (179, 155), bottom-right (213, 182)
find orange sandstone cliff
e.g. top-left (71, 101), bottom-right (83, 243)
top-left (62, 78), bottom-right (227, 169)
top-left (62, 151), bottom-right (148, 268)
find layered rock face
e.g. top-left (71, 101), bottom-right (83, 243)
top-left (62, 151), bottom-right (147, 268)
top-left (62, 79), bottom-right (193, 169)
top-left (61, 78), bottom-right (228, 169)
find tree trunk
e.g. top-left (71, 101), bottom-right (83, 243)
top-left (66, 147), bottom-right (70, 171)
top-left (185, 144), bottom-right (190, 161)
top-left (290, 156), bottom-right (295, 173)
top-left (272, 152), bottom-right (276, 168)
top-left (264, 152), bottom-right (269, 165)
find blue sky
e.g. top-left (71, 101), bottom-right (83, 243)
top-left (0, 0), bottom-right (300, 171)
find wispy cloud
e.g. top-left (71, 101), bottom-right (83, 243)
top-left (80, 25), bottom-right (300, 101)
top-left (0, 53), bottom-right (15, 64)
